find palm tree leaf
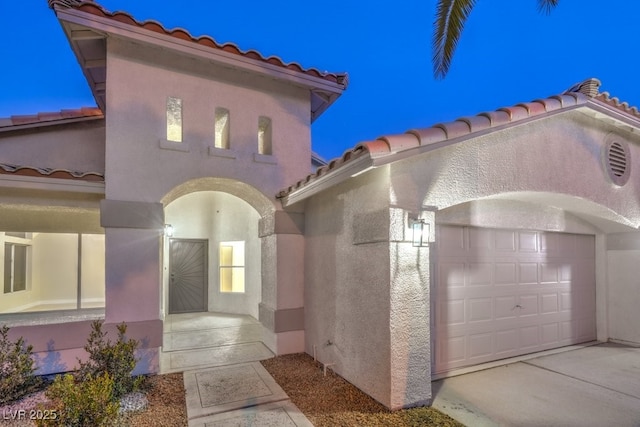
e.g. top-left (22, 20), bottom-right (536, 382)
top-left (432, 0), bottom-right (477, 79)
top-left (537, 0), bottom-right (560, 14)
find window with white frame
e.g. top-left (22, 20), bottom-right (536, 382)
top-left (215, 108), bottom-right (230, 149)
top-left (166, 96), bottom-right (183, 142)
top-left (3, 233), bottom-right (30, 294)
top-left (219, 241), bottom-right (245, 293)
top-left (258, 116), bottom-right (272, 155)
top-left (0, 232), bottom-right (105, 314)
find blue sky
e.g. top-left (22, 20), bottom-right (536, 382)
top-left (2, 0), bottom-right (640, 160)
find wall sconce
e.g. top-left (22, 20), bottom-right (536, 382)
top-left (164, 224), bottom-right (174, 237)
top-left (411, 219), bottom-right (429, 247)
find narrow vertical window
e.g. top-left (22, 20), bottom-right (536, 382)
top-left (166, 97), bottom-right (182, 142)
top-left (258, 116), bottom-right (272, 155)
top-left (4, 243), bottom-right (27, 293)
top-left (215, 108), bottom-right (230, 149)
top-left (219, 241), bottom-right (245, 293)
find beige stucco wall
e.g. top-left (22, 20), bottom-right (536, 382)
top-left (0, 122), bottom-right (105, 175)
top-left (104, 38), bottom-right (311, 203)
top-left (390, 111), bottom-right (640, 226)
top-left (304, 166), bottom-right (407, 408)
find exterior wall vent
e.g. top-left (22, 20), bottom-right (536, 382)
top-left (604, 136), bottom-right (631, 186)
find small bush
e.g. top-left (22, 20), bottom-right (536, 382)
top-left (40, 373), bottom-right (119, 427)
top-left (78, 320), bottom-right (142, 399)
top-left (0, 325), bottom-right (42, 404)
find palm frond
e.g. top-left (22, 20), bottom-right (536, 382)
top-left (537, 0), bottom-right (560, 15)
top-left (432, 0), bottom-right (477, 79)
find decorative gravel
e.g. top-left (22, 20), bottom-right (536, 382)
top-left (261, 353), bottom-right (464, 427)
top-left (1, 355), bottom-right (463, 426)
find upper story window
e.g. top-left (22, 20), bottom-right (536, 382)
top-left (166, 97), bottom-right (183, 143)
top-left (215, 108), bottom-right (230, 149)
top-left (258, 116), bottom-right (272, 155)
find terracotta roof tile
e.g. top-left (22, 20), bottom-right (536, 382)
top-left (48, 0), bottom-right (348, 88)
top-left (0, 163), bottom-right (104, 182)
top-left (277, 78), bottom-right (640, 199)
top-left (0, 107), bottom-right (103, 129)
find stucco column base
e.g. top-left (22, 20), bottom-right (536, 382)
top-left (262, 328), bottom-right (305, 355)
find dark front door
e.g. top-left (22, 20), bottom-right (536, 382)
top-left (169, 239), bottom-right (208, 314)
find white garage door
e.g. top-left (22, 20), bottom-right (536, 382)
top-left (434, 226), bottom-right (596, 374)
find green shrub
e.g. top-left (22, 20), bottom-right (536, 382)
top-left (40, 373), bottom-right (119, 427)
top-left (0, 325), bottom-right (42, 404)
top-left (78, 320), bottom-right (142, 399)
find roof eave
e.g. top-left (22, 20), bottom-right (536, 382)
top-left (279, 154), bottom-right (373, 207)
top-left (53, 6), bottom-right (346, 118)
top-left (0, 114), bottom-right (104, 133)
top-left (0, 173), bottom-right (105, 194)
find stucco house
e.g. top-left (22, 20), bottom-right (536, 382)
top-left (2, 0), bottom-right (640, 412)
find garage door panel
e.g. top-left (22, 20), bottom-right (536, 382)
top-left (469, 333), bottom-right (493, 358)
top-left (541, 263), bottom-right (560, 283)
top-left (434, 226), bottom-right (596, 374)
top-left (518, 294), bottom-right (539, 317)
top-left (495, 296), bottom-right (518, 319)
top-left (468, 297), bottom-right (492, 322)
top-left (495, 230), bottom-right (517, 252)
top-left (520, 326), bottom-right (540, 348)
top-left (438, 226), bottom-right (466, 253)
top-left (467, 263), bottom-right (493, 285)
top-left (519, 263), bottom-right (539, 283)
top-left (541, 323), bottom-right (560, 344)
top-left (469, 228), bottom-right (492, 250)
top-left (439, 300), bottom-right (465, 325)
top-left (495, 262), bottom-right (517, 284)
top-left (496, 329), bottom-right (518, 353)
top-left (438, 262), bottom-right (465, 287)
top-left (541, 292), bottom-right (559, 313)
top-left (518, 232), bottom-right (539, 252)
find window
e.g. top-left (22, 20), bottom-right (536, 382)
top-left (0, 232), bottom-right (105, 314)
top-left (219, 241), bottom-right (245, 293)
top-left (258, 116), bottom-right (272, 155)
top-left (4, 242), bottom-right (28, 294)
top-left (214, 108), bottom-right (230, 149)
top-left (166, 97), bottom-right (183, 142)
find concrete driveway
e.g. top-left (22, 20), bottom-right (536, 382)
top-left (432, 343), bottom-right (640, 427)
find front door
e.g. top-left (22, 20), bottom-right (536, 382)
top-left (169, 239), bottom-right (208, 314)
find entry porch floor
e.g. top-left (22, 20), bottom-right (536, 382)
top-left (160, 312), bottom-right (274, 373)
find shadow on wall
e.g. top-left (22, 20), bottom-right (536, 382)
top-left (33, 340), bottom-right (66, 375)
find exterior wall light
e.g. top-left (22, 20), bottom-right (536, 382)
top-left (164, 224), bottom-right (174, 237)
top-left (411, 219), bottom-right (429, 247)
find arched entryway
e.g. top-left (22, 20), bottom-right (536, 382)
top-left (159, 178), bottom-right (276, 372)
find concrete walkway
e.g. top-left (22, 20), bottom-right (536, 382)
top-left (160, 313), bottom-right (313, 427)
top-left (432, 342), bottom-right (640, 427)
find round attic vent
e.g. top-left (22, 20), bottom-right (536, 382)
top-left (604, 137), bottom-right (631, 186)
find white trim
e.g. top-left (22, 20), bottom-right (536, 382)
top-left (280, 155), bottom-right (373, 207)
top-left (0, 174), bottom-right (104, 194)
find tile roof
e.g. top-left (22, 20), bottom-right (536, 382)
top-left (0, 107), bottom-right (103, 129)
top-left (0, 163), bottom-right (104, 182)
top-left (48, 0), bottom-right (349, 87)
top-left (277, 78), bottom-right (640, 199)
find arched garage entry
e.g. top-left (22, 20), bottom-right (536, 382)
top-left (432, 193), bottom-right (637, 375)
